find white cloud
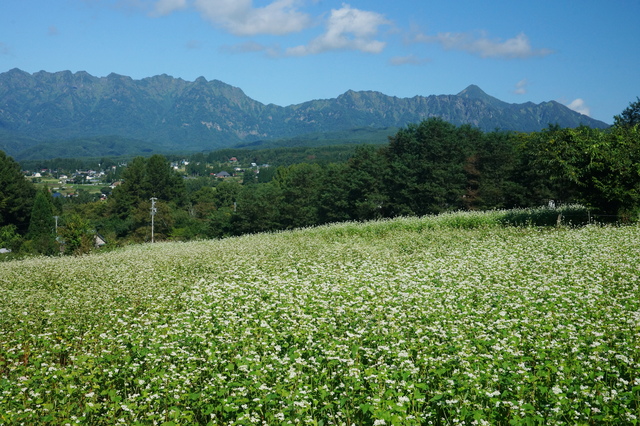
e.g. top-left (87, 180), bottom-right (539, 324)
top-left (566, 98), bottom-right (591, 116)
top-left (153, 0), bottom-right (188, 16)
top-left (415, 31), bottom-right (552, 59)
top-left (193, 0), bottom-right (311, 36)
top-left (285, 4), bottom-right (389, 56)
top-left (389, 54), bottom-right (430, 66)
top-left (514, 79), bottom-right (528, 94)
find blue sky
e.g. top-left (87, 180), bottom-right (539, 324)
top-left (1, 0), bottom-right (639, 124)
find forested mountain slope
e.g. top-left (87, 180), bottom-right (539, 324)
top-left (0, 69), bottom-right (608, 159)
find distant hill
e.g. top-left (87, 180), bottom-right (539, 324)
top-left (0, 69), bottom-right (609, 160)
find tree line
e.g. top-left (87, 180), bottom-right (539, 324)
top-left (1, 99), bottom-right (639, 257)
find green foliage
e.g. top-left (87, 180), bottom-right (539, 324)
top-left (272, 163), bottom-right (323, 229)
top-left (234, 127), bottom-right (396, 151)
top-left (464, 131), bottom-right (524, 210)
top-left (614, 96), bottom-right (640, 128)
top-left (0, 224), bottom-right (23, 255)
top-left (212, 181), bottom-right (241, 209)
top-left (499, 204), bottom-right (591, 227)
top-left (527, 125), bottom-right (640, 217)
top-left (384, 118), bottom-right (478, 216)
top-left (59, 214), bottom-right (94, 255)
top-left (15, 136), bottom-right (162, 162)
top-left (233, 183), bottom-right (283, 234)
top-left (143, 154), bottom-right (186, 204)
top-left (241, 169), bottom-right (257, 185)
top-left (1, 214), bottom-right (638, 424)
top-left (257, 165), bottom-right (277, 183)
top-left (13, 117), bottom-right (640, 249)
top-left (214, 144), bottom-right (362, 168)
top-left (130, 199), bottom-right (173, 243)
top-left (318, 146), bottom-right (387, 223)
top-left (188, 186), bottom-right (217, 218)
top-left (25, 188), bottom-right (58, 255)
top-left (111, 156), bottom-right (147, 218)
top-left (169, 209), bottom-right (209, 241)
top-left (207, 206), bottom-right (235, 238)
top-left (109, 155), bottom-right (186, 240)
top-left (0, 150), bottom-right (36, 232)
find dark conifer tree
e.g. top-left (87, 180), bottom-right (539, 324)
top-left (26, 187), bottom-right (58, 255)
top-left (0, 150), bottom-right (36, 232)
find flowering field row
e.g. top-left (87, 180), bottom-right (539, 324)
top-left (1, 214), bottom-right (639, 425)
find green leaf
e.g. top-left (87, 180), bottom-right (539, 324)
top-left (429, 393), bottom-right (444, 402)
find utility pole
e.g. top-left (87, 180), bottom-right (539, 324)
top-left (150, 197), bottom-right (157, 243)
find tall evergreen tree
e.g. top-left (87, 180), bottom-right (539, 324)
top-left (26, 187), bottom-right (58, 255)
top-left (0, 150), bottom-right (36, 232)
top-left (108, 155), bottom-right (186, 240)
top-left (466, 131), bottom-right (524, 210)
top-left (233, 183), bottom-right (283, 234)
top-left (318, 146), bottom-right (387, 223)
top-left (143, 154), bottom-right (185, 203)
top-left (110, 156), bottom-right (147, 220)
top-left (272, 163), bottom-right (323, 229)
top-left (613, 97), bottom-right (640, 128)
top-left (383, 118), bottom-right (475, 216)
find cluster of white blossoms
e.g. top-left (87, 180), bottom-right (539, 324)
top-left (1, 214), bottom-right (638, 424)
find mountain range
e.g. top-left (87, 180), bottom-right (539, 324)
top-left (0, 68), bottom-right (609, 160)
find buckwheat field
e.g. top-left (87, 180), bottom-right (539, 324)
top-left (1, 212), bottom-right (639, 425)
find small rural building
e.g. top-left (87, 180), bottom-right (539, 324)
top-left (95, 233), bottom-right (107, 248)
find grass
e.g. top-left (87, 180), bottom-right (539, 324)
top-left (34, 177), bottom-right (104, 196)
top-left (0, 210), bottom-right (639, 425)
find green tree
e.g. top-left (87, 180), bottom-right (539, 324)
top-left (346, 145), bottom-right (388, 220)
top-left (111, 156), bottom-right (147, 219)
top-left (185, 160), bottom-right (208, 177)
top-left (383, 118), bottom-right (475, 216)
top-left (213, 181), bottom-right (241, 210)
top-left (233, 183), bottom-right (283, 234)
top-left (190, 186), bottom-right (218, 219)
top-left (614, 97), bottom-right (640, 128)
top-left (169, 209), bottom-right (208, 241)
top-left (318, 146), bottom-right (387, 223)
top-left (529, 125), bottom-right (640, 218)
top-left (131, 199), bottom-right (174, 243)
top-left (257, 166), bottom-right (277, 183)
top-left (59, 214), bottom-right (94, 255)
top-left (0, 224), bottom-right (23, 254)
top-left (0, 150), bottom-right (36, 233)
top-left (317, 162), bottom-right (353, 223)
top-left (143, 154), bottom-right (185, 203)
top-left (272, 163), bottom-right (323, 229)
top-left (109, 155), bottom-right (186, 239)
top-left (465, 131), bottom-right (525, 210)
top-left (206, 207), bottom-right (235, 238)
top-left (242, 169), bottom-right (257, 185)
top-left (26, 188), bottom-right (58, 255)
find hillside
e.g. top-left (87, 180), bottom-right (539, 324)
top-left (0, 69), bottom-right (609, 159)
top-left (1, 212), bottom-right (638, 424)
